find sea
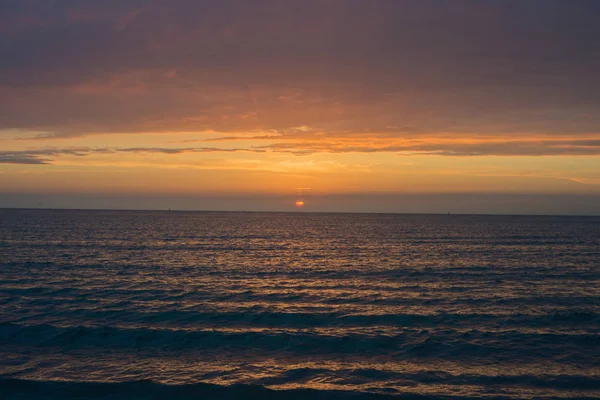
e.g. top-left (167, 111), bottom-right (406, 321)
top-left (0, 209), bottom-right (599, 399)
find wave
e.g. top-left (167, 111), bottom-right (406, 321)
top-left (251, 368), bottom-right (600, 390)
top-left (4, 308), bottom-right (598, 331)
top-left (2, 323), bottom-right (597, 364)
top-left (1, 378), bottom-right (598, 400)
top-left (4, 283), bottom-right (599, 309)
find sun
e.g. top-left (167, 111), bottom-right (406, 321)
top-left (295, 200), bottom-right (305, 208)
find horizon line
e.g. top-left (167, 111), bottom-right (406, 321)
top-left (1, 207), bottom-right (598, 218)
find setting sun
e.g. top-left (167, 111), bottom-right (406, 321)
top-left (295, 200), bottom-right (305, 208)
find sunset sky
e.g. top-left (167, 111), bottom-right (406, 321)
top-left (1, 1), bottom-right (599, 214)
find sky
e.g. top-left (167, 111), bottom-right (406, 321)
top-left (1, 0), bottom-right (599, 214)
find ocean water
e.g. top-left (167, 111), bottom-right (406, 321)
top-left (0, 209), bottom-right (599, 399)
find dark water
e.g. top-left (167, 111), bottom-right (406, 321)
top-left (1, 209), bottom-right (599, 399)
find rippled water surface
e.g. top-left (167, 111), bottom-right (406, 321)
top-left (1, 209), bottom-right (599, 399)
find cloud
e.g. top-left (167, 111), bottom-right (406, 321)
top-left (0, 148), bottom-right (99, 164)
top-left (0, 0), bottom-right (599, 142)
top-left (253, 138), bottom-right (600, 156)
top-left (115, 147), bottom-right (266, 154)
top-left (0, 155), bottom-right (50, 165)
top-left (2, 136), bottom-right (600, 166)
top-left (0, 146), bottom-right (265, 164)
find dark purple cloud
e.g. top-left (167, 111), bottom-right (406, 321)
top-left (1, 0), bottom-right (599, 139)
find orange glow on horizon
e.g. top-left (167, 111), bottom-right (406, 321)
top-left (295, 200), bottom-right (305, 207)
